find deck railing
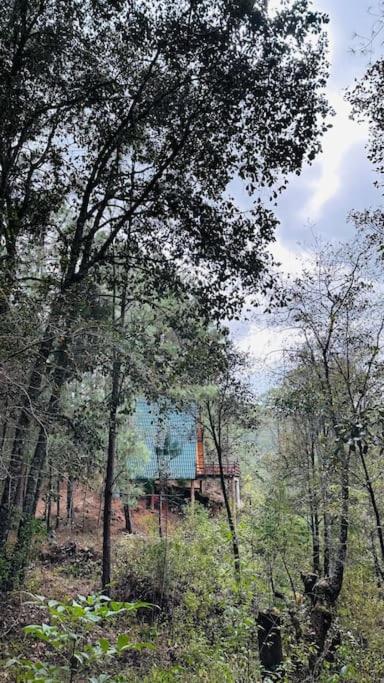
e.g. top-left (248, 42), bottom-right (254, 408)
top-left (197, 463), bottom-right (240, 478)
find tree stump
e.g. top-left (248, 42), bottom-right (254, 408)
top-left (257, 609), bottom-right (283, 680)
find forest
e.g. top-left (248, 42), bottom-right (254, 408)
top-left (1, 0), bottom-right (384, 681)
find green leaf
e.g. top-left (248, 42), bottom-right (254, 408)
top-left (24, 625), bottom-right (44, 636)
top-left (116, 633), bottom-right (131, 651)
top-left (99, 637), bottom-right (110, 653)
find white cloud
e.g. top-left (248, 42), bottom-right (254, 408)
top-left (237, 324), bottom-right (299, 361)
top-left (267, 0), bottom-right (282, 15)
top-left (270, 239), bottom-right (310, 277)
top-left (267, 3), bottom-right (368, 224)
top-left (235, 321), bottom-right (301, 391)
top-left (233, 239), bottom-right (312, 374)
top-left (300, 92), bottom-right (369, 222)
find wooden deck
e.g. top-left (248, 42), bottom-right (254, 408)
top-left (196, 463), bottom-right (240, 478)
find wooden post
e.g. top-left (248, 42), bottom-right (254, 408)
top-left (235, 477), bottom-right (241, 509)
top-left (190, 479), bottom-right (195, 510)
top-left (196, 423), bottom-right (205, 474)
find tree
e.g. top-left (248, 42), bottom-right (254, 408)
top-left (173, 346), bottom-right (258, 586)
top-left (1, 0), bottom-right (329, 579)
top-left (203, 352), bottom-right (259, 586)
top-left (270, 237), bottom-right (384, 673)
top-left (116, 426), bottom-right (149, 535)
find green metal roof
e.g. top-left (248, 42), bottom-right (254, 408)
top-left (132, 399), bottom-right (196, 480)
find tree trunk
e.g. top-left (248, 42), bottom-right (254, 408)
top-left (300, 447), bottom-right (351, 678)
top-left (46, 462), bottom-right (52, 533)
top-left (312, 512), bottom-right (321, 576)
top-left (358, 442), bottom-right (384, 568)
top-left (55, 477), bottom-right (61, 530)
top-left (217, 457), bottom-right (240, 582)
top-left (207, 403), bottom-right (241, 585)
top-left (66, 477), bottom-right (74, 527)
top-left (97, 486), bottom-right (103, 529)
top-left (33, 467), bottom-right (44, 518)
top-left (0, 317), bottom-right (57, 550)
top-left (0, 398), bottom-right (9, 461)
top-left (6, 428), bottom-right (48, 589)
top-left (221, 477), bottom-right (240, 582)
top-left (123, 503), bottom-right (133, 533)
top-left (7, 345), bottom-right (68, 588)
top-left (308, 439), bottom-right (321, 575)
top-left (370, 531), bottom-right (384, 587)
top-left (323, 512), bottom-right (330, 576)
top-left (13, 463), bottom-right (24, 511)
top-left (308, 605), bottom-right (333, 673)
top-left (81, 484), bottom-right (88, 531)
top-left (158, 487), bottom-right (164, 538)
top-left (101, 255), bottom-right (128, 594)
top-left (101, 354), bottom-right (121, 594)
top-left (330, 447), bottom-right (351, 602)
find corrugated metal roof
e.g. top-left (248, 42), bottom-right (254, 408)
top-left (132, 399), bottom-right (197, 480)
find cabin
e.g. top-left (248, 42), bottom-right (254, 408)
top-left (131, 399), bottom-right (241, 512)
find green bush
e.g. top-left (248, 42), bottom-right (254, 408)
top-left (114, 507), bottom-right (261, 681)
top-left (4, 594), bottom-right (152, 682)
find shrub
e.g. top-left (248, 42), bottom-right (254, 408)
top-left (114, 507), bottom-right (261, 681)
top-left (4, 594), bottom-right (152, 682)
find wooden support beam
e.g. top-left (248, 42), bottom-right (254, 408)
top-left (190, 479), bottom-right (195, 510)
top-left (235, 477), bottom-right (241, 509)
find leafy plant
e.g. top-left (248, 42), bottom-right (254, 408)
top-left (5, 594), bottom-right (153, 682)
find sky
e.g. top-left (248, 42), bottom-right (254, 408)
top-left (234, 0), bottom-right (383, 386)
top-left (272, 0), bottom-right (380, 253)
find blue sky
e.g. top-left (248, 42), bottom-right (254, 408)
top-left (235, 0), bottom-right (383, 381)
